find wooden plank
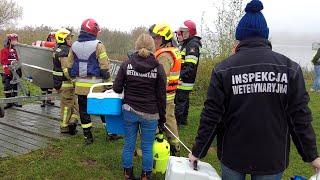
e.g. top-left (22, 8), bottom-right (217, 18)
top-left (13, 104), bottom-right (60, 120)
top-left (3, 110), bottom-right (63, 133)
top-left (0, 125), bottom-right (48, 143)
top-left (0, 132), bottom-right (41, 150)
top-left (0, 139), bottom-right (27, 154)
top-left (10, 109), bottom-right (60, 126)
top-left (13, 104), bottom-right (103, 127)
top-left (0, 120), bottom-right (66, 139)
top-left (0, 152), bottom-right (8, 158)
top-left (1, 104), bottom-right (103, 139)
top-left (0, 128), bottom-right (46, 148)
top-left (0, 125), bottom-right (48, 147)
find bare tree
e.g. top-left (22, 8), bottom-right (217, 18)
top-left (201, 0), bottom-right (243, 60)
top-left (130, 26), bottom-right (148, 43)
top-left (0, 0), bottom-right (23, 28)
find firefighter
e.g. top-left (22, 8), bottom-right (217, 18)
top-left (52, 28), bottom-right (79, 134)
top-left (41, 32), bottom-right (56, 107)
top-left (175, 20), bottom-right (202, 126)
top-left (149, 23), bottom-right (181, 155)
top-left (65, 18), bottom-right (121, 145)
top-left (175, 30), bottom-right (183, 50)
top-left (1, 33), bottom-right (22, 109)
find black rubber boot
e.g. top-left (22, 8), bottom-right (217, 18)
top-left (124, 167), bottom-right (139, 180)
top-left (83, 128), bottom-right (94, 145)
top-left (106, 133), bottom-right (123, 142)
top-left (46, 90), bottom-right (54, 105)
top-left (4, 103), bottom-right (13, 109)
top-left (0, 107), bottom-right (4, 118)
top-left (4, 93), bottom-right (13, 109)
top-left (141, 171), bottom-right (152, 180)
top-left (12, 92), bottom-right (22, 107)
top-left (41, 100), bottom-right (45, 107)
top-left (46, 100), bottom-right (55, 106)
top-left (68, 120), bottom-right (78, 135)
top-left (13, 102), bottom-right (22, 108)
top-left (41, 90), bottom-right (46, 107)
top-left (170, 144), bottom-right (177, 156)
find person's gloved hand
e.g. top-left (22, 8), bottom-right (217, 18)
top-left (6, 74), bottom-right (12, 79)
top-left (311, 157), bottom-right (320, 171)
top-left (158, 122), bottom-right (165, 133)
top-left (188, 153), bottom-right (199, 170)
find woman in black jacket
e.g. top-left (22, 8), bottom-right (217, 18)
top-left (113, 33), bottom-right (167, 180)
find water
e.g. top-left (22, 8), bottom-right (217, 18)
top-left (272, 45), bottom-right (316, 69)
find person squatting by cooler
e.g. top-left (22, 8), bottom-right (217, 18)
top-left (174, 20), bottom-right (202, 126)
top-left (1, 33), bottom-right (22, 109)
top-left (188, 0), bottom-right (320, 179)
top-left (52, 28), bottom-right (79, 134)
top-left (149, 23), bottom-right (181, 155)
top-left (65, 18), bottom-right (121, 145)
top-left (41, 32), bottom-right (57, 107)
top-left (113, 33), bottom-right (167, 180)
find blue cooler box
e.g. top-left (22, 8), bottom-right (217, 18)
top-left (105, 115), bottom-right (125, 135)
top-left (87, 83), bottom-right (123, 115)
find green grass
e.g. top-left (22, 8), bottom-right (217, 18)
top-left (0, 78), bottom-right (319, 179)
top-left (1, 100), bottom-right (319, 180)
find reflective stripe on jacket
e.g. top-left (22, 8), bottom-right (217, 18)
top-left (155, 47), bottom-right (182, 100)
top-left (178, 36), bottom-right (202, 91)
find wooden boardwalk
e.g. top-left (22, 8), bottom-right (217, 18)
top-left (0, 101), bottom-right (103, 158)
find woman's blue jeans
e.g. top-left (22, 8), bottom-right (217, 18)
top-left (312, 65), bottom-right (320, 90)
top-left (122, 110), bottom-right (158, 172)
top-left (221, 163), bottom-right (283, 180)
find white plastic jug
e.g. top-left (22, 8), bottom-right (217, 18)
top-left (165, 156), bottom-right (221, 180)
top-left (310, 172), bottom-right (320, 180)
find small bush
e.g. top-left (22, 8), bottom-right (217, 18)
top-left (191, 55), bottom-right (226, 106)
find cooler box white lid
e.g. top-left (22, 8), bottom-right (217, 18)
top-left (87, 83), bottom-right (123, 99)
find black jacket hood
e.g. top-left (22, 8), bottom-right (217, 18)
top-left (182, 36), bottom-right (202, 48)
top-left (130, 52), bottom-right (160, 73)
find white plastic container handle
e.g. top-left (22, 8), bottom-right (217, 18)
top-left (89, 82), bottom-right (113, 94)
top-left (310, 172), bottom-right (320, 180)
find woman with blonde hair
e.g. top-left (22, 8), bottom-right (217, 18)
top-left (113, 33), bottom-right (167, 180)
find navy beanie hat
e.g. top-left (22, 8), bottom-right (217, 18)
top-left (235, 0), bottom-right (269, 41)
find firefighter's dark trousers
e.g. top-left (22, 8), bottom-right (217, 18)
top-left (174, 89), bottom-right (190, 125)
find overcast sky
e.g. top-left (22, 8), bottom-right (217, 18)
top-left (14, 0), bottom-right (320, 35)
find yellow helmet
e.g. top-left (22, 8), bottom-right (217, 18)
top-left (55, 28), bottom-right (72, 44)
top-left (149, 23), bottom-right (173, 41)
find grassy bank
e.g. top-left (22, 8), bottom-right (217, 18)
top-left (0, 80), bottom-right (319, 179)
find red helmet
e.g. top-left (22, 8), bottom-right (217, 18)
top-left (47, 32), bottom-right (56, 41)
top-left (179, 20), bottom-right (197, 37)
top-left (7, 33), bottom-right (18, 41)
top-left (81, 18), bottom-right (101, 36)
